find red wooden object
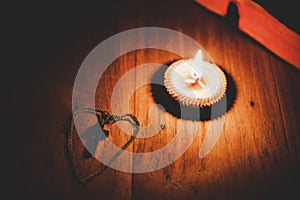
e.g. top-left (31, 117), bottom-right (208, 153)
top-left (195, 0), bottom-right (300, 69)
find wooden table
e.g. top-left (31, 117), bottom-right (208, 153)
top-left (15, 0), bottom-right (300, 199)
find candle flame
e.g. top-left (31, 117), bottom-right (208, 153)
top-left (194, 49), bottom-right (202, 65)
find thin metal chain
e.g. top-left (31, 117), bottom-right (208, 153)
top-left (67, 108), bottom-right (140, 188)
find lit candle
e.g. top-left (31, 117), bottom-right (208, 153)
top-left (184, 50), bottom-right (207, 88)
top-left (164, 48), bottom-right (227, 107)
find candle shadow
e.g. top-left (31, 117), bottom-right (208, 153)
top-left (150, 63), bottom-right (237, 121)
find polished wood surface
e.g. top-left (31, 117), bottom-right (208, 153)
top-left (15, 1), bottom-right (300, 199)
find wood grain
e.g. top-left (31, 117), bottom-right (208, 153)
top-left (130, 1), bottom-right (296, 199)
top-left (14, 1), bottom-right (299, 200)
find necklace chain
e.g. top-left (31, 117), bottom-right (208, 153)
top-left (67, 108), bottom-right (140, 187)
